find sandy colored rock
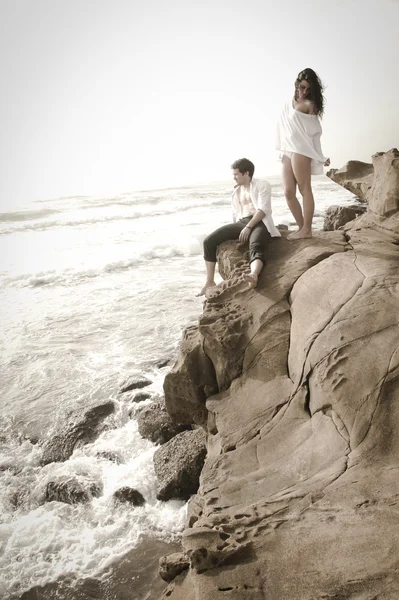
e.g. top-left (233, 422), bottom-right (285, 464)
top-left (158, 150), bottom-right (399, 599)
top-left (327, 159), bottom-right (374, 202)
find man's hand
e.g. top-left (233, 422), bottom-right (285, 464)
top-left (324, 158), bottom-right (331, 167)
top-left (239, 226), bottom-right (251, 242)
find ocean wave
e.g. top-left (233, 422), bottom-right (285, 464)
top-left (0, 198), bottom-right (229, 236)
top-left (1, 243), bottom-right (203, 288)
top-left (0, 208), bottom-right (61, 223)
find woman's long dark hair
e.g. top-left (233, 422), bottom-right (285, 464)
top-left (294, 68), bottom-right (325, 118)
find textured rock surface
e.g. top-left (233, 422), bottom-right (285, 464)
top-left (323, 203), bottom-right (366, 230)
top-left (40, 402), bottom-right (115, 465)
top-left (159, 150), bottom-right (399, 598)
top-left (159, 553), bottom-right (189, 583)
top-left (153, 429), bottom-right (207, 501)
top-left (137, 398), bottom-right (190, 445)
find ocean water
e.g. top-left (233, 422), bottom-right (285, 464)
top-left (0, 176), bottom-right (357, 598)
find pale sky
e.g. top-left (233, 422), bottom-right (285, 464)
top-left (0, 0), bottom-right (398, 208)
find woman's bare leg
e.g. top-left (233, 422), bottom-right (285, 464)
top-left (290, 153), bottom-right (314, 239)
top-left (282, 155), bottom-right (303, 235)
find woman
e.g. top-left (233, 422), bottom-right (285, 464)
top-left (276, 68), bottom-right (330, 239)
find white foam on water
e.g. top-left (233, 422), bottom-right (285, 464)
top-left (0, 415), bottom-right (187, 597)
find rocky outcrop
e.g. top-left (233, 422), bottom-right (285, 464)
top-left (158, 149), bottom-right (399, 599)
top-left (40, 402), bottom-right (115, 465)
top-left (327, 158), bottom-right (374, 202)
top-left (153, 429), bottom-right (207, 501)
top-left (137, 398), bottom-right (190, 445)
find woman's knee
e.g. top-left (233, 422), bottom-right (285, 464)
top-left (284, 187), bottom-right (298, 203)
top-left (297, 182), bottom-right (313, 197)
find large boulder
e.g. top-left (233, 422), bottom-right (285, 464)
top-left (137, 398), bottom-right (190, 445)
top-left (327, 159), bottom-right (374, 202)
top-left (40, 402), bottom-right (115, 465)
top-left (153, 429), bottom-right (207, 501)
top-left (157, 150), bottom-right (399, 599)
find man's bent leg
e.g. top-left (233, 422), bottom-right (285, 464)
top-left (197, 222), bottom-right (244, 296)
top-left (243, 223), bottom-right (271, 288)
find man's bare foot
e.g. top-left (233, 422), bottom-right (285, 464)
top-left (196, 281), bottom-right (216, 297)
top-left (242, 273), bottom-right (258, 288)
top-left (287, 228), bottom-right (312, 240)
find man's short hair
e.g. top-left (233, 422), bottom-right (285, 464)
top-left (231, 158), bottom-right (255, 178)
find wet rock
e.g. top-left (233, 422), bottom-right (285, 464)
top-left (45, 477), bottom-right (102, 504)
top-left (323, 204), bottom-right (366, 230)
top-left (159, 552), bottom-right (189, 582)
top-left (113, 486), bottom-right (145, 506)
top-left (277, 223), bottom-right (289, 230)
top-left (119, 376), bottom-right (152, 393)
top-left (157, 358), bottom-right (172, 368)
top-left (153, 429), bottom-right (207, 501)
top-left (137, 399), bottom-right (190, 445)
top-left (40, 402), bottom-right (115, 466)
top-left (96, 450), bottom-right (122, 464)
top-left (131, 391), bottom-right (152, 403)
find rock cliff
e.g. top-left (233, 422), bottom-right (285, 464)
top-left (159, 149), bottom-right (399, 599)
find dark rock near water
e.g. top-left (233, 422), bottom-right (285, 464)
top-left (96, 450), bottom-right (122, 464)
top-left (153, 429), bottom-right (207, 501)
top-left (131, 391), bottom-right (152, 402)
top-left (138, 399), bottom-right (190, 445)
top-left (40, 402), bottom-right (115, 466)
top-left (119, 376), bottom-right (152, 393)
top-left (159, 552), bottom-right (189, 582)
top-left (157, 358), bottom-right (172, 368)
top-left (113, 486), bottom-right (145, 506)
top-left (323, 204), bottom-right (367, 230)
top-left (45, 477), bottom-right (102, 504)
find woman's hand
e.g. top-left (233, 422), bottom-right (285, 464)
top-left (239, 226), bottom-right (251, 242)
top-left (324, 158), bottom-right (331, 167)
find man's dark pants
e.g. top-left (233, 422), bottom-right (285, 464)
top-left (203, 216), bottom-right (271, 264)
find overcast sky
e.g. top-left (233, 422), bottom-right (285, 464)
top-left (0, 0), bottom-right (398, 208)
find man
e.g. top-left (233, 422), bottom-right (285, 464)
top-left (197, 158), bottom-right (281, 296)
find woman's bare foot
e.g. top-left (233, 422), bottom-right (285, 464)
top-left (287, 228), bottom-right (312, 240)
top-left (196, 281), bottom-right (216, 297)
top-left (242, 273), bottom-right (258, 288)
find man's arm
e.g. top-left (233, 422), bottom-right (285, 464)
top-left (238, 208), bottom-right (266, 242)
